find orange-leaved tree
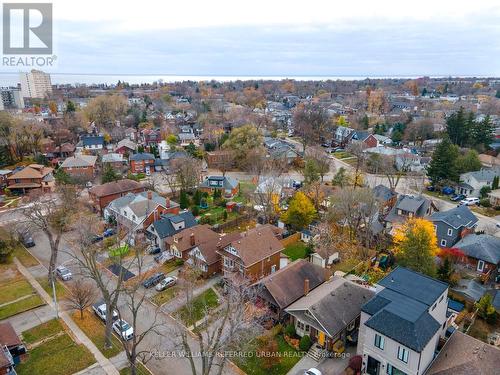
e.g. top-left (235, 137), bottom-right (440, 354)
top-left (392, 218), bottom-right (439, 276)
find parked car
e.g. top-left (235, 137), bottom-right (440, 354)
top-left (19, 233), bottom-right (35, 248)
top-left (91, 234), bottom-right (103, 243)
top-left (441, 186), bottom-right (455, 195)
top-left (450, 194), bottom-right (466, 202)
top-left (459, 197), bottom-right (480, 206)
top-left (426, 185), bottom-right (435, 192)
top-left (148, 246), bottom-right (161, 255)
top-left (103, 228), bottom-right (116, 238)
top-left (113, 319), bottom-right (134, 341)
top-left (155, 276), bottom-right (177, 291)
top-left (292, 180), bottom-right (302, 189)
top-left (55, 265), bottom-right (72, 281)
top-left (142, 272), bottom-right (165, 288)
top-left (305, 369), bottom-right (322, 375)
top-left (92, 302), bottom-right (118, 322)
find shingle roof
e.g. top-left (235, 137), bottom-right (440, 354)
top-left (200, 175), bottom-right (239, 190)
top-left (7, 164), bottom-right (53, 180)
top-left (426, 331), bottom-right (500, 375)
top-left (461, 167), bottom-right (500, 183)
top-left (396, 195), bottom-right (426, 213)
top-left (129, 152), bottom-right (155, 161)
top-left (286, 277), bottom-right (375, 338)
top-left (429, 206), bottom-right (478, 229)
top-left (372, 184), bottom-right (396, 202)
top-left (254, 259), bottom-right (327, 309)
top-left (82, 136), bottom-right (104, 146)
top-left (60, 154), bottom-right (97, 168)
top-left (454, 234), bottom-right (500, 264)
top-left (89, 179), bottom-right (143, 197)
top-left (153, 212), bottom-right (197, 239)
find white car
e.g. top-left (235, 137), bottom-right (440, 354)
top-left (113, 319), bottom-right (134, 341)
top-left (55, 265), bottom-right (72, 281)
top-left (459, 197), bottom-right (480, 206)
top-left (305, 369), bottom-right (322, 375)
top-left (92, 303), bottom-right (119, 322)
top-left (155, 276), bottom-right (177, 291)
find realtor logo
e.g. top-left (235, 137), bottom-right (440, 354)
top-left (3, 3), bottom-right (52, 54)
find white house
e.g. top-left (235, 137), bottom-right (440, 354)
top-left (458, 167), bottom-right (500, 197)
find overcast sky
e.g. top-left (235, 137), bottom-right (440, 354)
top-left (2, 0), bottom-right (500, 83)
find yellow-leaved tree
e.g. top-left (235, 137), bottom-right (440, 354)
top-left (280, 191), bottom-right (316, 231)
top-left (392, 218), bottom-right (439, 276)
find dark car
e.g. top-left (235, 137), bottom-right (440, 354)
top-left (142, 272), bottom-right (165, 288)
top-left (91, 235), bottom-right (103, 244)
top-left (450, 194), bottom-right (466, 202)
top-left (441, 186), bottom-right (455, 195)
top-left (20, 234), bottom-right (35, 248)
top-left (103, 228), bottom-right (116, 238)
top-left (426, 186), bottom-right (435, 192)
top-left (148, 246), bottom-right (161, 255)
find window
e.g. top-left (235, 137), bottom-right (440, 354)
top-left (397, 346), bottom-right (409, 363)
top-left (440, 239), bottom-right (447, 247)
top-left (432, 303), bottom-right (437, 311)
top-left (387, 363), bottom-right (407, 375)
top-left (374, 334), bottom-right (385, 350)
top-left (477, 260), bottom-right (485, 272)
top-left (439, 295), bottom-right (444, 302)
top-left (271, 265), bottom-right (276, 273)
top-left (447, 228), bottom-right (453, 236)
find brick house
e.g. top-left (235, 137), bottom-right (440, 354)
top-left (60, 154), bottom-right (97, 181)
top-left (7, 164), bottom-right (54, 194)
top-left (218, 226), bottom-right (284, 282)
top-left (363, 134), bottom-right (379, 148)
top-left (129, 153), bottom-right (155, 174)
top-left (114, 139), bottom-right (136, 155)
top-left (89, 179), bottom-right (145, 215)
top-left (454, 234), bottom-right (500, 280)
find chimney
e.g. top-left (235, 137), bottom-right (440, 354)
top-left (147, 191), bottom-right (152, 200)
top-left (304, 279), bottom-right (310, 296)
top-left (190, 232), bottom-right (195, 246)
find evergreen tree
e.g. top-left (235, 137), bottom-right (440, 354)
top-left (492, 176), bottom-right (499, 190)
top-left (54, 168), bottom-right (72, 185)
top-left (472, 115), bottom-right (494, 150)
top-left (101, 164), bottom-right (120, 184)
top-left (426, 137), bottom-right (460, 185)
top-left (456, 149), bottom-right (482, 174)
top-left (437, 256), bottom-right (452, 282)
top-left (180, 191), bottom-right (190, 209)
top-left (361, 114), bottom-right (369, 129)
top-left (445, 107), bottom-right (468, 146)
top-left (65, 100), bottom-right (76, 113)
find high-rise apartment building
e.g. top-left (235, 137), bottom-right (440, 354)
top-left (20, 70), bottom-right (53, 98)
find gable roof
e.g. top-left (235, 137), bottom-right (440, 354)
top-left (7, 164), bottom-right (53, 180)
top-left (286, 277), bottom-right (375, 338)
top-left (89, 179), bottom-right (143, 197)
top-left (454, 234), bottom-right (500, 264)
top-left (426, 331), bottom-right (500, 375)
top-left (460, 167), bottom-right (500, 183)
top-left (254, 259), bottom-right (326, 309)
top-left (153, 211), bottom-right (197, 239)
top-left (225, 226), bottom-right (284, 267)
top-left (60, 154), bottom-right (97, 168)
top-left (200, 175), bottom-right (239, 190)
top-left (129, 152), bottom-right (155, 161)
top-left (372, 184), bottom-right (396, 202)
top-left (195, 232), bottom-right (241, 265)
top-left (166, 224), bottom-right (219, 252)
top-left (102, 153), bottom-right (124, 163)
top-left (82, 136), bottom-right (104, 146)
top-left (429, 205), bottom-right (478, 229)
top-left (115, 138), bottom-right (136, 151)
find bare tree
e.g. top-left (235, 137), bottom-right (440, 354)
top-left (173, 157), bottom-right (203, 192)
top-left (22, 185), bottom-right (78, 284)
top-left (305, 146), bottom-right (331, 182)
top-left (65, 279), bottom-right (96, 319)
top-left (346, 143), bottom-right (367, 189)
top-left (293, 102), bottom-right (330, 150)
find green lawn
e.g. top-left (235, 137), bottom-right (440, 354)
top-left (13, 246), bottom-right (39, 267)
top-left (0, 294), bottom-right (45, 320)
top-left (235, 335), bottom-right (302, 375)
top-left (175, 288), bottom-right (219, 326)
top-left (37, 278), bottom-right (68, 300)
top-left (283, 241), bottom-right (310, 261)
top-left (109, 244), bottom-right (130, 257)
top-left (73, 310), bottom-right (122, 358)
top-left (22, 318), bottom-right (64, 345)
top-left (151, 286), bottom-right (179, 306)
top-left (0, 280), bottom-right (35, 305)
top-left (333, 151), bottom-right (354, 159)
top-left (331, 257), bottom-right (362, 273)
top-left (161, 259), bottom-right (183, 274)
top-left (16, 333), bottom-right (95, 375)
top-left (119, 362), bottom-right (152, 375)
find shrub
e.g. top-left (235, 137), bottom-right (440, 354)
top-left (270, 324), bottom-right (282, 337)
top-left (223, 210), bottom-right (228, 221)
top-left (284, 324), bottom-right (296, 337)
top-left (299, 335), bottom-right (312, 351)
top-left (480, 198), bottom-right (491, 208)
top-left (174, 259), bottom-right (184, 267)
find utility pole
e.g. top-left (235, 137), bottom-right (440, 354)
top-left (51, 272), bottom-right (59, 318)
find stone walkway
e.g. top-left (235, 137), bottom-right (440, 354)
top-left (4, 304), bottom-right (54, 334)
top-left (13, 257), bottom-right (120, 375)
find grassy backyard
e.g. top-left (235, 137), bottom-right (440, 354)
top-left (73, 310), bottom-right (123, 358)
top-left (0, 294), bottom-right (45, 320)
top-left (22, 318), bottom-right (64, 345)
top-left (37, 278), bottom-right (68, 300)
top-left (283, 241), bottom-right (310, 261)
top-left (16, 333), bottom-right (95, 375)
top-left (13, 246), bottom-right (39, 267)
top-left (151, 286), bottom-right (179, 306)
top-left (175, 288), bottom-right (219, 326)
top-left (235, 334), bottom-right (302, 375)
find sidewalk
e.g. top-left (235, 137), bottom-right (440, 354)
top-left (14, 258), bottom-right (120, 375)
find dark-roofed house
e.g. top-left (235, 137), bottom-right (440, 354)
top-left (0, 322), bottom-right (26, 372)
top-left (80, 135), bottom-right (104, 151)
top-left (429, 206), bottom-right (478, 248)
top-left (286, 277), bottom-right (375, 353)
top-left (455, 234), bottom-right (500, 279)
top-left (426, 331), bottom-right (500, 375)
top-left (146, 211), bottom-right (197, 250)
top-left (218, 225), bottom-right (284, 282)
top-left (358, 267), bottom-right (449, 375)
top-left (253, 259), bottom-right (327, 319)
top-left (199, 175), bottom-right (239, 198)
top-left (383, 194), bottom-right (437, 231)
top-left (129, 152), bottom-right (155, 174)
top-left (89, 179), bottom-right (145, 215)
top-left (372, 185), bottom-right (397, 215)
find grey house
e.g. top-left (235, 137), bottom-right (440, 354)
top-left (357, 267), bottom-right (449, 375)
top-left (429, 206), bottom-right (478, 248)
top-left (146, 211), bottom-right (197, 250)
top-left (383, 195), bottom-right (437, 232)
